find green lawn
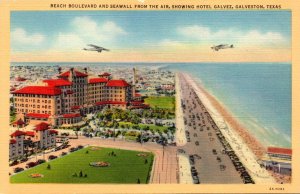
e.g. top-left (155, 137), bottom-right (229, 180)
top-left (144, 96), bottom-right (175, 110)
top-left (11, 147), bottom-right (154, 184)
top-left (119, 121), bottom-right (168, 133)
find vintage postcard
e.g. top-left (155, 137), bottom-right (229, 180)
top-left (0, 0), bottom-right (299, 193)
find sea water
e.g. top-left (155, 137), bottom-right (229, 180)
top-left (165, 63), bottom-right (291, 148)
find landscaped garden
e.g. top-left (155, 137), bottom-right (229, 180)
top-left (11, 147), bottom-right (154, 184)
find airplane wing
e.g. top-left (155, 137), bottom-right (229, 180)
top-left (88, 44), bottom-right (101, 48)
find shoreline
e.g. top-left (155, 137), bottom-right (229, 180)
top-left (181, 73), bottom-right (276, 183)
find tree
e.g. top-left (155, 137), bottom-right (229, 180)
top-left (145, 159), bottom-right (148, 164)
top-left (47, 164), bottom-right (51, 170)
top-left (79, 170), bottom-right (83, 177)
top-left (137, 178), bottom-right (141, 184)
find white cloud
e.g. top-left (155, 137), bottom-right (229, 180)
top-left (52, 16), bottom-right (127, 51)
top-left (11, 28), bottom-right (45, 45)
top-left (177, 25), bottom-right (287, 46)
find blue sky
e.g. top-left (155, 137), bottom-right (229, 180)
top-left (10, 11), bottom-right (291, 62)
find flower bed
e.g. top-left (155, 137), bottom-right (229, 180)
top-left (137, 153), bottom-right (148, 157)
top-left (89, 147), bottom-right (102, 151)
top-left (29, 173), bottom-right (44, 178)
top-left (89, 161), bottom-right (110, 167)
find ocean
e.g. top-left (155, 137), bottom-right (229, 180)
top-left (164, 63), bottom-right (291, 148)
top-left (11, 62), bottom-right (291, 148)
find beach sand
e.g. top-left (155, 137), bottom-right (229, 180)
top-left (182, 73), bottom-right (276, 184)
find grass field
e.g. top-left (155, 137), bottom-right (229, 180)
top-left (11, 147), bottom-right (154, 184)
top-left (144, 96), bottom-right (175, 110)
top-left (119, 121), bottom-right (169, 133)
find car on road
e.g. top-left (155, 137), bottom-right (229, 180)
top-left (195, 141), bottom-right (199, 146)
top-left (48, 155), bottom-right (58, 160)
top-left (77, 145), bottom-right (84, 149)
top-left (70, 147), bottom-right (78, 152)
top-left (20, 157), bottom-right (28, 163)
top-left (9, 160), bottom-right (19, 166)
top-left (25, 162), bottom-right (37, 168)
top-left (36, 159), bottom-right (46, 164)
top-left (14, 167), bottom-right (24, 173)
top-left (61, 152), bottom-right (67, 156)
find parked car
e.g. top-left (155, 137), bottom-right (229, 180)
top-left (25, 162), bottom-right (36, 168)
top-left (61, 152), bottom-right (67, 156)
top-left (48, 155), bottom-right (57, 160)
top-left (36, 159), bottom-right (46, 164)
top-left (70, 147), bottom-right (78, 152)
top-left (20, 157), bottom-right (28, 163)
top-left (14, 167), bottom-right (24, 173)
top-left (9, 160), bottom-right (19, 167)
top-left (77, 145), bottom-right (84, 149)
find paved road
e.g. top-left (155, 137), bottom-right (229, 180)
top-left (177, 73), bottom-right (243, 184)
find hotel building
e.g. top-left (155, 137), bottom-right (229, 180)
top-left (12, 68), bottom-right (145, 127)
top-left (9, 122), bottom-right (57, 160)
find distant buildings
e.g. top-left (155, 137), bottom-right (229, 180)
top-left (9, 122), bottom-right (57, 160)
top-left (12, 68), bottom-right (146, 127)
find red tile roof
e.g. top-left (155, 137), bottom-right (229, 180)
top-left (49, 130), bottom-right (58, 135)
top-left (99, 72), bottom-right (111, 76)
top-left (11, 130), bottom-right (26, 137)
top-left (59, 70), bottom-right (88, 78)
top-left (267, 147), bottom-right (292, 156)
top-left (62, 113), bottom-right (81, 118)
top-left (14, 86), bottom-right (62, 96)
top-left (89, 78), bottom-right (108, 84)
top-left (135, 93), bottom-right (142, 97)
top-left (12, 118), bottom-right (25, 125)
top-left (10, 139), bottom-right (17, 144)
top-left (96, 101), bottom-right (127, 106)
top-left (35, 122), bottom-right (49, 131)
top-left (25, 131), bottom-right (35, 137)
top-left (43, 79), bottom-right (72, 87)
top-left (106, 80), bottom-right (130, 87)
top-left (26, 113), bottom-right (50, 119)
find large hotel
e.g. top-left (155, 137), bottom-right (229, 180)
top-left (12, 67), bottom-right (145, 127)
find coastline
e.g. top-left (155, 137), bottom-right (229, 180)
top-left (181, 73), bottom-right (276, 183)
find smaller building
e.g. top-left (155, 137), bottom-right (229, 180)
top-left (9, 122), bottom-right (58, 161)
top-left (261, 147), bottom-right (292, 175)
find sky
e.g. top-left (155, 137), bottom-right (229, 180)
top-left (11, 11), bottom-right (291, 63)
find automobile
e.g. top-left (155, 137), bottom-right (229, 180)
top-left (193, 178), bottom-right (200, 184)
top-left (20, 157), bottom-right (28, 163)
top-left (9, 160), bottom-right (19, 167)
top-left (77, 145), bottom-right (84, 149)
top-left (14, 167), bottom-right (24, 173)
top-left (55, 147), bottom-right (61, 151)
top-left (187, 137), bottom-right (191, 142)
top-left (195, 141), bottom-right (199, 146)
top-left (48, 155), bottom-right (57, 160)
top-left (36, 159), bottom-right (46, 164)
top-left (212, 149), bottom-right (217, 155)
top-left (70, 147), bottom-right (78, 152)
top-left (25, 162), bottom-right (36, 168)
top-left (191, 171), bottom-right (198, 176)
top-left (61, 152), bottom-right (67, 156)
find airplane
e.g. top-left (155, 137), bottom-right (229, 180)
top-left (83, 44), bottom-right (110, 52)
top-left (211, 44), bottom-right (234, 51)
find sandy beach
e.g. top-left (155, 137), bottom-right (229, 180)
top-left (182, 73), bottom-right (276, 184)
